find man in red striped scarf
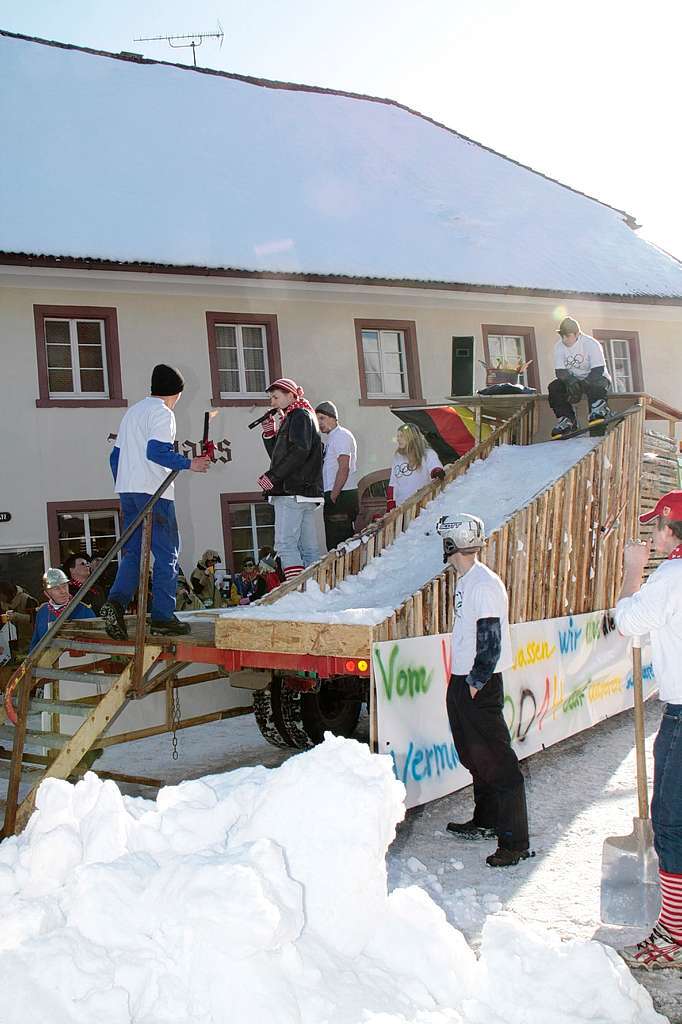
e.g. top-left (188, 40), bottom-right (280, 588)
top-left (257, 379), bottom-right (324, 581)
top-left (616, 490), bottom-right (682, 970)
top-left (29, 568), bottom-right (95, 652)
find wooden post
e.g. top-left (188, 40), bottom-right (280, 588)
top-left (132, 511), bottom-right (153, 695)
top-left (369, 655), bottom-right (379, 753)
top-left (13, 645), bottom-right (163, 834)
top-left (2, 646), bottom-right (61, 838)
top-left (2, 673), bottom-right (34, 837)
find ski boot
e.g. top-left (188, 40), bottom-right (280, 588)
top-left (551, 415), bottom-right (577, 439)
top-left (588, 398), bottom-right (610, 427)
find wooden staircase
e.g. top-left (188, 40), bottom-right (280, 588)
top-left (1, 636), bottom-right (163, 835)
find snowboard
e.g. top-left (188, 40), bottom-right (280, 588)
top-left (551, 404), bottom-right (641, 441)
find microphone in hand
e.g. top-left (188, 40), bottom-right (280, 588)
top-left (248, 410), bottom-right (275, 430)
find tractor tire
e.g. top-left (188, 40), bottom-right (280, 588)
top-left (252, 676), bottom-right (314, 749)
top-left (252, 677), bottom-right (295, 748)
top-left (301, 678), bottom-right (362, 745)
top-left (279, 682), bottom-right (314, 749)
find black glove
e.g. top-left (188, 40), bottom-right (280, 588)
top-left (565, 375), bottom-right (582, 404)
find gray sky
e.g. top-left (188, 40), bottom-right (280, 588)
top-left (3, 0), bottom-right (681, 259)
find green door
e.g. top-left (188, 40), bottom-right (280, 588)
top-left (451, 337), bottom-right (474, 396)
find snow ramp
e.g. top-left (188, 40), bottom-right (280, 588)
top-left (217, 397), bottom-right (647, 658)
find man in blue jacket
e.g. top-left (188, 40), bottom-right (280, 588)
top-left (100, 364), bottom-right (210, 640)
top-left (30, 568), bottom-right (95, 651)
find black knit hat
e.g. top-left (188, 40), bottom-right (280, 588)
top-left (151, 364), bottom-right (185, 396)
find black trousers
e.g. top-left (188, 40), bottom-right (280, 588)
top-left (547, 375), bottom-right (610, 419)
top-left (323, 489), bottom-right (359, 550)
top-left (446, 673), bottom-right (529, 850)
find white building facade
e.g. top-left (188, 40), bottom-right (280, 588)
top-left (2, 30), bottom-right (682, 598)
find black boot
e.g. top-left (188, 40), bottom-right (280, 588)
top-left (486, 847), bottom-right (534, 867)
top-left (446, 819), bottom-right (496, 840)
top-left (100, 600), bottom-right (128, 641)
top-left (149, 615), bottom-right (191, 636)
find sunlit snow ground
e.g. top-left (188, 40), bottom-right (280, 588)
top-left (98, 700), bottom-right (682, 1022)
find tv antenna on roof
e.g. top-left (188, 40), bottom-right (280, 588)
top-left (135, 21), bottom-right (224, 67)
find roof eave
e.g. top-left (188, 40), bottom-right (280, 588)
top-left (3, 251), bottom-right (682, 304)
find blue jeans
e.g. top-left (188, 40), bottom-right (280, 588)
top-left (652, 703), bottom-right (682, 873)
top-left (108, 493), bottom-right (179, 621)
top-left (272, 496), bottom-right (322, 572)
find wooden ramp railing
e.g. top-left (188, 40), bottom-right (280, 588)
top-left (640, 428), bottom-right (680, 579)
top-left (376, 400), bottom-right (647, 642)
top-left (257, 400), bottom-right (537, 606)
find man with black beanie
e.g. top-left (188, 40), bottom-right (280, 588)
top-left (100, 364), bottom-right (210, 639)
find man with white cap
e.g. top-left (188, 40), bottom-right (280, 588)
top-left (616, 491), bottom-right (682, 970)
top-left (29, 568), bottom-right (96, 651)
top-left (436, 511), bottom-right (531, 867)
top-left (257, 378), bottom-right (323, 580)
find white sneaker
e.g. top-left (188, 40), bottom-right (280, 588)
top-left (619, 923), bottom-right (682, 970)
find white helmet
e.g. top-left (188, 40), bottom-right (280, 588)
top-left (436, 513), bottom-right (485, 556)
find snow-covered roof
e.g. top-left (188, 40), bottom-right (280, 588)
top-left (3, 30), bottom-right (682, 299)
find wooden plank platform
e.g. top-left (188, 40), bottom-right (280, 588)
top-left (215, 617), bottom-right (374, 660)
top-left (61, 616), bottom-right (219, 649)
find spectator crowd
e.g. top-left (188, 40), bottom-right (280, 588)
top-left (1, 367), bottom-right (449, 660)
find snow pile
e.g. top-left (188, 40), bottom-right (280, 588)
top-left (226, 438), bottom-right (598, 625)
top-left (3, 33), bottom-right (682, 295)
top-left (0, 736), bottom-right (663, 1024)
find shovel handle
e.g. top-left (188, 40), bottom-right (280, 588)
top-left (632, 636), bottom-right (649, 820)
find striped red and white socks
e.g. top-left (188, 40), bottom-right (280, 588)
top-left (283, 564), bottom-right (303, 581)
top-left (658, 869), bottom-right (682, 943)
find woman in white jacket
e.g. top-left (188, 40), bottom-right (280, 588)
top-left (386, 424), bottom-right (444, 511)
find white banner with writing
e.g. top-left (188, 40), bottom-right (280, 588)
top-left (373, 610), bottom-right (655, 808)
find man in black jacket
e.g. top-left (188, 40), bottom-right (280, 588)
top-left (257, 378), bottom-right (324, 581)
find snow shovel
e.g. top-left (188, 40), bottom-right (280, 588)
top-left (600, 636), bottom-right (660, 925)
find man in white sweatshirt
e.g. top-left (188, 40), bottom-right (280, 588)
top-left (437, 511), bottom-right (530, 867)
top-left (549, 316), bottom-right (612, 438)
top-left (615, 490), bottom-right (682, 969)
top-left (100, 364), bottom-right (210, 640)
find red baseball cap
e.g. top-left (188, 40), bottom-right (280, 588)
top-left (639, 490), bottom-right (682, 524)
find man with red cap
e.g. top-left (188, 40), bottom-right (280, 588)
top-left (615, 490), bottom-right (682, 970)
top-left (257, 378), bottom-right (323, 580)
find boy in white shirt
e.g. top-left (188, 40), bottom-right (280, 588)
top-left (615, 491), bottom-right (682, 970)
top-left (549, 316), bottom-right (612, 438)
top-left (315, 401), bottom-right (359, 550)
top-left (436, 511), bottom-right (531, 867)
top-left (100, 364), bottom-right (210, 640)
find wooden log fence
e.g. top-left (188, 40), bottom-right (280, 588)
top-left (378, 401), bottom-right (647, 636)
top-left (234, 399), bottom-right (654, 653)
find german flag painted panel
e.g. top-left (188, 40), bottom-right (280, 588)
top-left (392, 406), bottom-right (490, 464)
